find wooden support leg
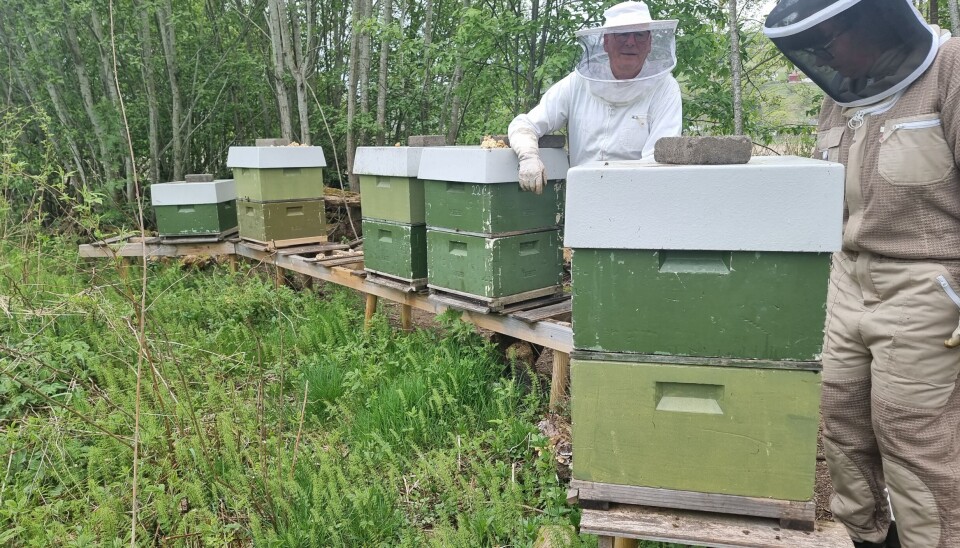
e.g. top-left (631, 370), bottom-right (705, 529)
top-left (364, 293), bottom-right (378, 328)
top-left (274, 265), bottom-right (285, 287)
top-left (549, 351), bottom-right (570, 413)
top-left (228, 255), bottom-right (237, 273)
top-left (400, 304), bottom-right (412, 332)
top-left (597, 536), bottom-right (614, 548)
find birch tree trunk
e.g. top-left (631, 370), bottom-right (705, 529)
top-left (266, 0), bottom-right (294, 141)
top-left (61, 9), bottom-right (116, 183)
top-left (727, 0), bottom-right (744, 135)
top-left (135, 0), bottom-right (160, 186)
top-left (948, 0), bottom-right (959, 31)
top-left (157, 0), bottom-right (185, 180)
top-left (273, 0), bottom-right (312, 144)
top-left (346, 0), bottom-right (361, 190)
top-left (357, 0), bottom-right (372, 149)
top-left (375, 0), bottom-right (393, 146)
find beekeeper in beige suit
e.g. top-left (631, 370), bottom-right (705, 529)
top-left (764, 1), bottom-right (960, 547)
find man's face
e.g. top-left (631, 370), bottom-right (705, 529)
top-left (603, 31), bottom-right (652, 80)
top-left (807, 19), bottom-right (876, 79)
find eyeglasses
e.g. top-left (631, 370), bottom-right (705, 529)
top-left (801, 28), bottom-right (849, 60)
top-left (612, 31), bottom-right (651, 44)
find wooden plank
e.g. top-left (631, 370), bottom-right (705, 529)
top-left (313, 254), bottom-right (364, 267)
top-left (427, 291), bottom-right (491, 313)
top-left (159, 226), bottom-right (239, 244)
top-left (427, 284), bottom-right (563, 310)
top-left (499, 293), bottom-right (569, 315)
top-left (234, 243), bottom-right (572, 352)
top-left (581, 505), bottom-right (849, 548)
top-left (572, 480), bottom-right (816, 526)
top-left (366, 272), bottom-right (427, 293)
top-left (78, 241), bottom-right (236, 258)
top-left (511, 299), bottom-right (572, 323)
top-left (277, 242), bottom-right (350, 256)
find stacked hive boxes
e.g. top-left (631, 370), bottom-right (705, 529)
top-left (417, 147), bottom-right (569, 307)
top-left (151, 174), bottom-right (237, 237)
top-left (226, 144), bottom-right (327, 244)
top-left (353, 147), bottom-right (428, 287)
top-left (564, 156), bottom-right (844, 509)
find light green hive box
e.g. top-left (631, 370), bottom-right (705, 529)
top-left (571, 356), bottom-right (821, 501)
top-left (151, 178), bottom-right (237, 236)
top-left (355, 147), bottom-right (425, 224)
top-left (362, 219), bottom-right (427, 282)
top-left (565, 156), bottom-right (845, 361)
top-left (427, 228), bottom-right (562, 299)
top-left (418, 147), bottom-right (568, 235)
top-left (227, 146), bottom-right (326, 202)
top-left (237, 198), bottom-right (326, 242)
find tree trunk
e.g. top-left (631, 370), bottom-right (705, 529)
top-left (266, 0), bottom-right (294, 141)
top-left (445, 0), bottom-right (470, 144)
top-left (89, 7), bottom-right (134, 201)
top-left (419, 0), bottom-right (435, 134)
top-left (157, 0), bottom-right (185, 180)
top-left (930, 0), bottom-right (940, 26)
top-left (358, 0), bottom-right (372, 147)
top-left (60, 8), bottom-right (116, 183)
top-left (135, 0), bottom-right (161, 187)
top-left (346, 0), bottom-right (361, 190)
top-left (375, 0), bottom-right (393, 146)
top-left (727, 0), bottom-right (744, 135)
top-left (949, 0), bottom-right (960, 33)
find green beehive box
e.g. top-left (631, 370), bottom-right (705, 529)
top-left (571, 356), bottom-right (821, 501)
top-left (427, 228), bottom-right (562, 299)
top-left (237, 199), bottom-right (326, 243)
top-left (154, 202), bottom-right (237, 237)
top-left (151, 177), bottom-right (237, 237)
top-left (355, 147), bottom-right (425, 224)
top-left (418, 147), bottom-right (568, 234)
top-left (362, 219), bottom-right (427, 282)
top-left (227, 146), bottom-right (326, 202)
top-left (565, 156), bottom-right (845, 361)
top-left (572, 250), bottom-right (831, 360)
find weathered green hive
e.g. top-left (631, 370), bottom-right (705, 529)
top-left (565, 156), bottom-right (845, 361)
top-left (419, 147), bottom-right (567, 234)
top-left (237, 199), bottom-right (326, 243)
top-left (426, 229), bottom-right (562, 299)
top-left (570, 355), bottom-right (821, 500)
top-left (355, 147), bottom-right (425, 224)
top-left (151, 177), bottom-right (237, 237)
top-left (362, 219), bottom-right (427, 282)
top-left (227, 146), bottom-right (326, 202)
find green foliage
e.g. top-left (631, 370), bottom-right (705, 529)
top-left (0, 223), bottom-right (585, 545)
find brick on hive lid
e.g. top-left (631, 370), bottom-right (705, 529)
top-left (654, 136), bottom-right (752, 165)
top-left (254, 138), bottom-right (292, 147)
top-left (184, 174), bottom-right (215, 183)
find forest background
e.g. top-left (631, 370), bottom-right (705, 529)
top-left (1, 0), bottom-right (959, 546)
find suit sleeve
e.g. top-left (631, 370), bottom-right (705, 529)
top-left (641, 76), bottom-right (683, 159)
top-left (938, 39), bottom-right (960, 167)
top-left (508, 74), bottom-right (573, 142)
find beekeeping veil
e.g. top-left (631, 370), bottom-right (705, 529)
top-left (764, 0), bottom-right (939, 107)
top-left (575, 1), bottom-right (678, 105)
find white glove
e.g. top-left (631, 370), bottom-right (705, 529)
top-left (518, 155), bottom-right (546, 194)
top-left (509, 125), bottom-right (545, 194)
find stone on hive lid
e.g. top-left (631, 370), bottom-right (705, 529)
top-left (654, 136), bottom-right (752, 165)
top-left (184, 174), bottom-right (214, 183)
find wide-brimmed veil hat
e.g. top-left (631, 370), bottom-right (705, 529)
top-left (574, 1), bottom-right (679, 104)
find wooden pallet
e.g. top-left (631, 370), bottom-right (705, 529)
top-left (581, 504), bottom-right (849, 548)
top-left (366, 271), bottom-right (427, 293)
top-left (572, 480), bottom-right (817, 531)
top-left (427, 285), bottom-right (563, 313)
top-left (159, 226), bottom-right (238, 244)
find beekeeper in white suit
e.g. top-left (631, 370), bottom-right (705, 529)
top-left (508, 0), bottom-right (682, 194)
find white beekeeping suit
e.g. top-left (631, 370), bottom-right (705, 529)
top-left (508, 1), bottom-right (681, 193)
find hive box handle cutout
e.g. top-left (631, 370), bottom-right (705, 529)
top-left (378, 229), bottom-right (393, 243)
top-left (449, 241), bottom-right (468, 256)
top-left (655, 382), bottom-right (724, 415)
top-left (658, 251), bottom-right (731, 275)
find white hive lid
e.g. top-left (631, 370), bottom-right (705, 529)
top-left (151, 179), bottom-right (237, 206)
top-left (354, 147), bottom-right (424, 177)
top-left (417, 146), bottom-right (569, 183)
top-left (563, 155), bottom-right (844, 252)
top-left (226, 146), bottom-right (326, 169)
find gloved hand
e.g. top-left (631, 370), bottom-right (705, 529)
top-left (509, 124), bottom-right (546, 194)
top-left (518, 154), bottom-right (546, 194)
